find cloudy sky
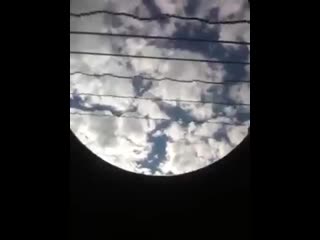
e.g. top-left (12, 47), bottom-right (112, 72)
top-left (70, 0), bottom-right (250, 176)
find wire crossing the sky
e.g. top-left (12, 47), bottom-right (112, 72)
top-left (70, 92), bottom-right (250, 107)
top-left (70, 112), bottom-right (248, 126)
top-left (70, 72), bottom-right (250, 85)
top-left (70, 51), bottom-right (250, 65)
top-left (70, 31), bottom-right (250, 46)
top-left (70, 10), bottom-right (250, 25)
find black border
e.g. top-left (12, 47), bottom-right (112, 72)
top-left (69, 1), bottom-right (252, 238)
top-left (9, 0), bottom-right (313, 238)
top-left (7, 0), bottom-right (307, 238)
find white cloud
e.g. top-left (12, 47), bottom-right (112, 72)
top-left (164, 122), bottom-right (186, 141)
top-left (70, 0), bottom-right (250, 175)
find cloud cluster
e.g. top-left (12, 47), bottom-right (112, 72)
top-left (70, 0), bottom-right (250, 175)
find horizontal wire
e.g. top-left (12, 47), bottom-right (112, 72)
top-left (70, 71), bottom-right (250, 85)
top-left (70, 31), bottom-right (250, 45)
top-left (70, 92), bottom-right (250, 107)
top-left (70, 10), bottom-right (250, 25)
top-left (70, 112), bottom-right (248, 126)
top-left (70, 51), bottom-right (250, 65)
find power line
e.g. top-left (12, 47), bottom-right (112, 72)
top-left (70, 10), bottom-right (250, 25)
top-left (70, 31), bottom-right (250, 46)
top-left (70, 112), bottom-right (248, 126)
top-left (70, 92), bottom-right (250, 107)
top-left (70, 71), bottom-right (250, 85)
top-left (70, 51), bottom-right (250, 65)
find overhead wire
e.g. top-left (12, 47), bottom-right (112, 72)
top-left (70, 72), bottom-right (250, 85)
top-left (70, 10), bottom-right (250, 25)
top-left (70, 92), bottom-right (250, 107)
top-left (70, 31), bottom-right (250, 46)
top-left (70, 51), bottom-right (250, 65)
top-left (70, 112), bottom-right (248, 126)
top-left (70, 5), bottom-right (250, 121)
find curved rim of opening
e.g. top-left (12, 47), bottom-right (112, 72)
top-left (70, 127), bottom-right (250, 178)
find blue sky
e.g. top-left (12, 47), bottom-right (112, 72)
top-left (70, 0), bottom-right (250, 175)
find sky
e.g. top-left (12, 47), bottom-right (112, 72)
top-left (70, 0), bottom-right (250, 176)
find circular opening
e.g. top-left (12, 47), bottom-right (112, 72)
top-left (70, 0), bottom-right (250, 176)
